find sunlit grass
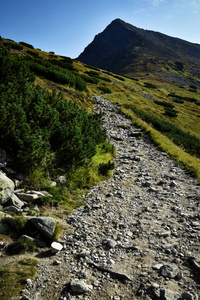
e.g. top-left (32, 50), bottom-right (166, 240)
top-left (0, 258), bottom-right (38, 300)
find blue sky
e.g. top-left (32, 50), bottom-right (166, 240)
top-left (1, 0), bottom-right (200, 58)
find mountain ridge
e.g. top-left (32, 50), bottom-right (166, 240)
top-left (77, 19), bottom-right (200, 84)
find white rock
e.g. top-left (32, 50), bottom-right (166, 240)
top-left (70, 280), bottom-right (93, 294)
top-left (51, 241), bottom-right (63, 253)
top-left (58, 176), bottom-right (66, 184)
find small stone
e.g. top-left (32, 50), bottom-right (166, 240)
top-left (70, 280), bottom-right (92, 294)
top-left (26, 278), bottom-right (32, 287)
top-left (191, 221), bottom-right (200, 227)
top-left (170, 181), bottom-right (177, 188)
top-left (58, 176), bottom-right (66, 184)
top-left (79, 249), bottom-right (90, 258)
top-left (21, 296), bottom-right (31, 300)
top-left (113, 296), bottom-right (121, 300)
top-left (107, 239), bottom-right (117, 248)
top-left (143, 181), bottom-right (151, 187)
top-left (152, 263), bottom-right (163, 270)
top-left (53, 260), bottom-right (61, 265)
top-left (158, 230), bottom-right (171, 238)
top-left (51, 241), bottom-right (63, 253)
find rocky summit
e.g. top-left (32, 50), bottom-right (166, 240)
top-left (23, 96), bottom-right (200, 300)
top-left (78, 19), bottom-right (200, 86)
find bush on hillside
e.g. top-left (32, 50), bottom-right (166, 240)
top-left (0, 47), bottom-right (107, 174)
top-left (173, 98), bottom-right (184, 104)
top-left (154, 100), bottom-right (175, 108)
top-left (19, 42), bottom-right (34, 49)
top-left (99, 86), bottom-right (112, 94)
top-left (27, 58), bottom-right (86, 91)
top-left (164, 107), bottom-right (178, 118)
top-left (98, 160), bottom-right (115, 176)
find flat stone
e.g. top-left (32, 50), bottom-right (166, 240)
top-left (16, 193), bottom-right (38, 202)
top-left (4, 205), bottom-right (20, 213)
top-left (160, 264), bottom-right (179, 279)
top-left (152, 263), bottom-right (164, 270)
top-left (160, 288), bottom-right (180, 300)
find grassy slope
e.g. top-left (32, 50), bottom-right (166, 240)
top-left (1, 37), bottom-right (199, 172)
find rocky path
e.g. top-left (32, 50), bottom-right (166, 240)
top-left (25, 96), bottom-right (200, 300)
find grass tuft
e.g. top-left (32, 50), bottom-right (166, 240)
top-left (0, 259), bottom-right (38, 299)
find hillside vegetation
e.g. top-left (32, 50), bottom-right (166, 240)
top-left (0, 34), bottom-right (200, 300)
top-left (0, 37), bottom-right (200, 184)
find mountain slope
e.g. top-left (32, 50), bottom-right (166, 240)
top-left (77, 19), bottom-right (200, 85)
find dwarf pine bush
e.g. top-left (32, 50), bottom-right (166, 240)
top-left (0, 47), bottom-right (107, 174)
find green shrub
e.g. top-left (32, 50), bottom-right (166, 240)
top-left (81, 74), bottom-right (99, 84)
top-left (164, 107), bottom-right (178, 117)
top-left (0, 47), bottom-right (107, 174)
top-left (49, 58), bottom-right (75, 71)
top-left (19, 42), bottom-right (34, 49)
top-left (144, 82), bottom-right (157, 89)
top-left (3, 216), bottom-right (26, 233)
top-left (173, 98), bottom-right (184, 104)
top-left (112, 74), bottom-right (125, 81)
top-left (98, 160), bottom-right (115, 176)
top-left (154, 100), bottom-right (175, 108)
top-left (168, 93), bottom-right (197, 103)
top-left (86, 65), bottom-right (100, 71)
top-left (27, 50), bottom-right (39, 57)
top-left (4, 42), bottom-right (23, 51)
top-left (99, 86), bottom-right (112, 94)
top-left (85, 70), bottom-right (99, 77)
top-left (99, 76), bottom-right (112, 82)
top-left (28, 57), bottom-right (86, 91)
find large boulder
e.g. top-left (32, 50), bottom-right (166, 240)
top-left (28, 217), bottom-right (56, 240)
top-left (0, 172), bottom-right (15, 205)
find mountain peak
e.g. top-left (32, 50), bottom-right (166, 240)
top-left (77, 19), bottom-right (200, 78)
